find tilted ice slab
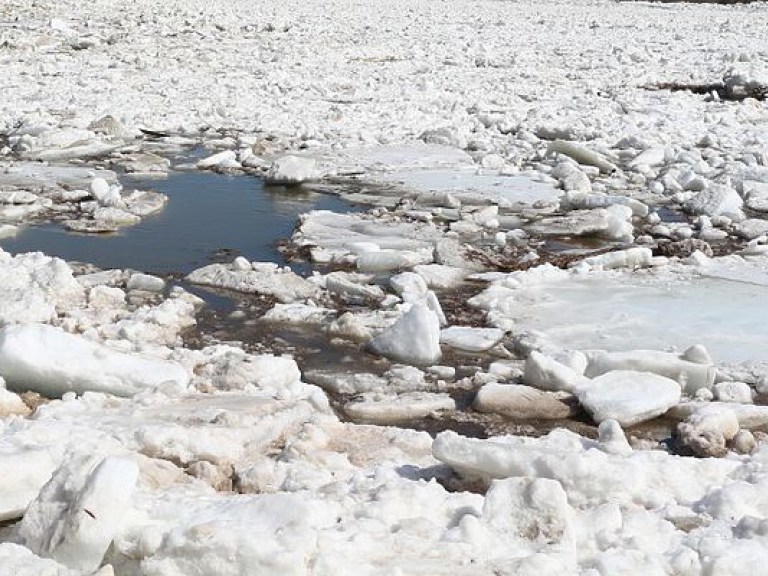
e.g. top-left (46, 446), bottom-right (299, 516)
top-left (368, 302), bottom-right (442, 366)
top-left (21, 454), bottom-right (139, 572)
top-left (469, 257), bottom-right (768, 364)
top-left (0, 324), bottom-right (189, 398)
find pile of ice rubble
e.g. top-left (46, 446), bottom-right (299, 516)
top-left (0, 239), bottom-right (767, 574)
top-left (2, 0), bottom-right (767, 158)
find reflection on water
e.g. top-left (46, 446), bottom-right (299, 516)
top-left (0, 170), bottom-right (357, 275)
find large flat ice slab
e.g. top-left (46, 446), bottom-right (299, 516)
top-left (470, 259), bottom-right (768, 364)
top-left (0, 163), bottom-right (117, 190)
top-left (372, 168), bottom-right (561, 207)
top-left (186, 259), bottom-right (320, 303)
top-left (577, 370), bottom-right (681, 427)
top-left (294, 210), bottom-right (442, 264)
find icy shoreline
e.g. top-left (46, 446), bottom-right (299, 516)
top-left (2, 0), bottom-right (768, 573)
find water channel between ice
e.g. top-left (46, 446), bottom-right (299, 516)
top-left (0, 167), bottom-right (357, 276)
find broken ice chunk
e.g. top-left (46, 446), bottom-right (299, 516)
top-left (0, 324), bottom-right (189, 397)
top-left (367, 302), bottom-right (442, 365)
top-left (21, 455), bottom-right (139, 572)
top-left (577, 370), bottom-right (681, 427)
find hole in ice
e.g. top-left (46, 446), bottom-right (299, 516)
top-left (656, 207), bottom-right (688, 223)
top-left (651, 81), bottom-right (766, 102)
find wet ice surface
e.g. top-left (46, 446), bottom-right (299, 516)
top-left (0, 168), bottom-right (356, 274)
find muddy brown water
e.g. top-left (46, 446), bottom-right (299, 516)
top-left (0, 155), bottom-right (693, 446)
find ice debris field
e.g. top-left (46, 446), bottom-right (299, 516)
top-left (1, 0), bottom-right (768, 574)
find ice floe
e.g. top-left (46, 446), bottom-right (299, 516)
top-left (187, 260), bottom-right (320, 303)
top-left (469, 257), bottom-right (768, 364)
top-left (439, 326), bottom-right (505, 353)
top-left (344, 391), bottom-right (456, 424)
top-left (2, 0), bottom-right (768, 572)
top-left (368, 302), bottom-right (442, 366)
top-left (474, 383), bottom-right (573, 420)
top-left (293, 210), bottom-right (441, 266)
top-left (577, 370), bottom-right (681, 427)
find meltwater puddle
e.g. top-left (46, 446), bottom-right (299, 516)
top-left (0, 168), bottom-right (358, 275)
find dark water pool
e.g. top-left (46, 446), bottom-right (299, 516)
top-left (0, 169), bottom-right (356, 275)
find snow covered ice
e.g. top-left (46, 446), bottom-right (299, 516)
top-left (2, 0), bottom-right (768, 573)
